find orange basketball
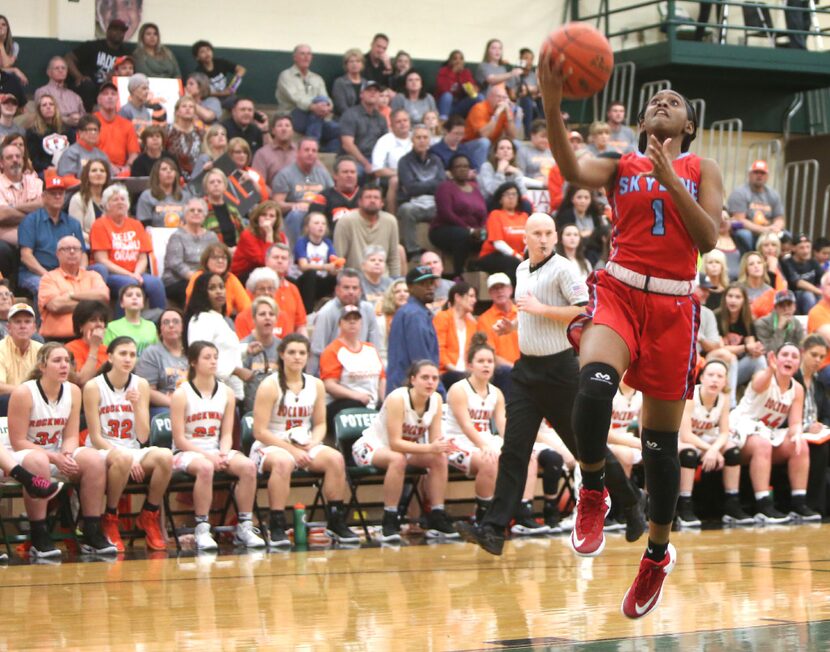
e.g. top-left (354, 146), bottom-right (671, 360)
top-left (542, 22), bottom-right (614, 99)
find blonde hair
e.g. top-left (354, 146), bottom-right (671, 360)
top-left (27, 342), bottom-right (69, 382)
top-left (702, 249), bottom-right (729, 289)
top-left (380, 279), bottom-right (408, 316)
top-left (252, 295), bottom-right (278, 317)
top-left (227, 137), bottom-right (252, 166)
top-left (756, 232), bottom-right (782, 258)
top-left (343, 48), bottom-right (363, 69)
top-left (589, 121), bottom-right (611, 136)
top-left (737, 251), bottom-right (767, 284)
top-left (201, 123), bottom-right (227, 158)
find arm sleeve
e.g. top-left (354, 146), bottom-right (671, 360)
top-left (331, 78), bottom-right (350, 117)
top-left (364, 304), bottom-right (383, 350)
top-left (134, 347), bottom-right (162, 387)
top-left (559, 263), bottom-right (590, 305)
top-left (371, 136), bottom-right (389, 170)
top-left (271, 170), bottom-right (290, 196)
top-left (386, 222), bottom-right (401, 277)
top-left (136, 191), bottom-right (154, 225)
top-left (726, 188), bottom-right (747, 215)
top-left (339, 110), bottom-right (357, 138)
top-left (37, 274), bottom-right (59, 312)
top-left (16, 215), bottom-right (35, 250)
top-left (477, 164), bottom-right (504, 197)
top-left (163, 232), bottom-right (188, 281)
top-left (319, 344), bottom-right (343, 381)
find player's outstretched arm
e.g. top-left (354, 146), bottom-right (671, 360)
top-left (538, 50), bottom-right (617, 191)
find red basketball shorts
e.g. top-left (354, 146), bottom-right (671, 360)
top-left (569, 271), bottom-right (701, 401)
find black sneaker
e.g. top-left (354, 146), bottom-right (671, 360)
top-left (789, 501), bottom-right (822, 522)
top-left (378, 511), bottom-right (401, 543)
top-left (754, 497), bottom-right (790, 525)
top-left (623, 489), bottom-right (648, 542)
top-left (722, 496), bottom-right (754, 525)
top-left (80, 521), bottom-right (118, 555)
top-left (21, 475), bottom-right (63, 501)
top-left (544, 502), bottom-right (562, 533)
top-left (425, 509), bottom-right (460, 539)
top-left (456, 521), bottom-right (505, 555)
top-left (268, 514), bottom-right (291, 548)
top-left (676, 498), bottom-right (701, 528)
top-left (603, 514), bottom-right (624, 532)
top-left (325, 509), bottom-right (360, 544)
top-left (511, 502), bottom-right (550, 535)
top-left (30, 526), bottom-right (61, 560)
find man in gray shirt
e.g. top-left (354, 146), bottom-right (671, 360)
top-left (270, 137), bottom-right (333, 246)
top-left (309, 268), bottom-right (382, 375)
top-left (727, 159), bottom-right (786, 252)
top-left (339, 81), bottom-right (388, 176)
top-left (606, 101), bottom-right (637, 155)
top-left (0, 96), bottom-right (23, 139)
top-left (118, 73), bottom-right (153, 135)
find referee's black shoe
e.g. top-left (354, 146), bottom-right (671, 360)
top-left (456, 521), bottom-right (505, 556)
top-left (623, 488), bottom-right (648, 543)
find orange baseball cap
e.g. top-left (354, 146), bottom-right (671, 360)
top-left (750, 160), bottom-right (768, 173)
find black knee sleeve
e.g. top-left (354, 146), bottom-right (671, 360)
top-left (537, 448), bottom-right (563, 495)
top-left (572, 363), bottom-right (620, 465)
top-left (679, 448), bottom-right (700, 469)
top-left (642, 428), bottom-right (680, 526)
top-left (723, 447), bottom-right (741, 466)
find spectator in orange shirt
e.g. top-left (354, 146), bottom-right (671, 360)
top-left (433, 281), bottom-right (478, 389)
top-left (94, 82), bottom-right (139, 175)
top-left (476, 182), bottom-right (527, 285)
top-left (266, 242), bottom-right (308, 337)
top-left (476, 272), bottom-right (518, 397)
top-left (185, 241), bottom-right (250, 318)
top-left (66, 300), bottom-right (110, 387)
top-left (234, 266), bottom-right (294, 340)
top-left (88, 184), bottom-right (166, 314)
top-left (808, 271), bottom-right (830, 385)
top-left (463, 85), bottom-right (517, 171)
top-left (547, 130), bottom-right (585, 213)
top-left (38, 235), bottom-right (109, 340)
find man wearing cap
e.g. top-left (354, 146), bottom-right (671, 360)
top-left (0, 94), bottom-right (23, 139)
top-left (420, 251), bottom-right (453, 311)
top-left (309, 268), bottom-right (381, 375)
top-left (755, 290), bottom-right (804, 352)
top-left (270, 137), bottom-right (333, 247)
top-left (95, 82), bottom-right (140, 175)
top-left (0, 303), bottom-right (42, 416)
top-left (0, 67), bottom-right (26, 110)
top-left (476, 272), bottom-right (519, 395)
top-left (0, 141), bottom-right (43, 256)
top-left (18, 177), bottom-right (90, 299)
top-left (333, 185), bottom-right (400, 277)
top-left (276, 45), bottom-right (340, 154)
top-left (340, 82), bottom-right (389, 176)
top-left (65, 19), bottom-right (133, 111)
top-left (386, 265), bottom-right (442, 396)
top-left (727, 160), bottom-right (786, 252)
top-left (112, 55), bottom-right (135, 78)
top-left (34, 57), bottom-right (85, 128)
top-left (781, 233), bottom-right (825, 314)
top-left (119, 73), bottom-right (154, 135)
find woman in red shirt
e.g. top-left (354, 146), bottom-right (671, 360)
top-left (88, 183), bottom-right (166, 314)
top-left (435, 50), bottom-right (481, 120)
top-left (476, 182), bottom-right (528, 285)
top-left (230, 200), bottom-right (288, 285)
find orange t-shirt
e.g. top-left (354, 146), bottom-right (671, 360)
top-left (89, 216), bottom-right (152, 274)
top-left (96, 111), bottom-right (140, 167)
top-left (480, 210), bottom-right (528, 258)
top-left (463, 101), bottom-right (509, 143)
top-left (274, 279), bottom-right (307, 332)
top-left (185, 270), bottom-right (251, 317)
top-left (807, 299), bottom-right (830, 369)
top-left (433, 309), bottom-right (477, 374)
top-left (477, 303), bottom-right (519, 365)
top-left (66, 338), bottom-right (108, 371)
top-left (547, 165), bottom-right (565, 212)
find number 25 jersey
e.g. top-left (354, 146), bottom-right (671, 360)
top-left (608, 151), bottom-right (702, 282)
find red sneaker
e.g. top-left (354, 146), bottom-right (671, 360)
top-left (102, 513), bottom-right (125, 553)
top-left (137, 509), bottom-right (167, 551)
top-left (621, 543), bottom-right (677, 619)
top-left (569, 487), bottom-right (611, 557)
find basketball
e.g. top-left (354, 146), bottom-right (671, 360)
top-left (542, 22), bottom-right (614, 99)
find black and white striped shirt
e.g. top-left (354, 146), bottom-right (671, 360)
top-left (516, 253), bottom-right (589, 356)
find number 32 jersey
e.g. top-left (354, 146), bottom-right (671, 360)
top-left (86, 373), bottom-right (141, 450)
top-left (608, 151), bottom-right (702, 282)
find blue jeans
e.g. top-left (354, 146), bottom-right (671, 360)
top-left (437, 92), bottom-right (480, 119)
top-left (17, 268), bottom-right (43, 298)
top-left (464, 138), bottom-right (491, 171)
top-left (290, 109), bottom-right (341, 153)
top-left (795, 290), bottom-right (819, 315)
top-left (92, 265), bottom-right (166, 317)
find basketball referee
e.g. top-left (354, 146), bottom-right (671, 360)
top-left (458, 213), bottom-right (644, 554)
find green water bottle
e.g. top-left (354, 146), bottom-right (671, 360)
top-left (293, 503), bottom-right (307, 546)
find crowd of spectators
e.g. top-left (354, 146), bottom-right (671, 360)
top-left (0, 14), bottom-right (828, 557)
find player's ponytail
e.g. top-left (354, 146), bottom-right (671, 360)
top-left (97, 336), bottom-right (137, 377)
top-left (27, 342), bottom-right (70, 382)
top-left (466, 331), bottom-right (494, 364)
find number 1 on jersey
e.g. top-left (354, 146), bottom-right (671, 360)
top-left (651, 199), bottom-right (665, 236)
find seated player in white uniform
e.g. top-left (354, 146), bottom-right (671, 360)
top-left (535, 421), bottom-right (575, 532)
top-left (730, 342), bottom-right (819, 523)
top-left (606, 378), bottom-right (643, 477)
top-left (352, 360), bottom-right (459, 542)
top-left (676, 360), bottom-right (753, 528)
top-left (84, 336), bottom-right (173, 551)
top-left (8, 343), bottom-right (117, 559)
top-left (251, 333), bottom-right (360, 547)
top-left (170, 341), bottom-right (265, 551)
top-left (444, 333), bottom-right (548, 535)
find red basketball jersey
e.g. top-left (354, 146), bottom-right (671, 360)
top-left (608, 151), bottom-right (702, 281)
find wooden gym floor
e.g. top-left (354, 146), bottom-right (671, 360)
top-left (0, 524), bottom-right (828, 651)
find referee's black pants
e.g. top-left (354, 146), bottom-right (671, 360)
top-left (483, 350), bottom-right (638, 529)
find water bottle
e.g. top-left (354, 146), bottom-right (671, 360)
top-left (293, 503), bottom-right (307, 546)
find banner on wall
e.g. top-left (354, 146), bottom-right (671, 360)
top-left (113, 76), bottom-right (183, 127)
top-left (95, 0), bottom-right (142, 40)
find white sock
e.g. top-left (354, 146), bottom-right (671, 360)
top-left (238, 512), bottom-right (252, 522)
top-left (384, 506), bottom-right (397, 513)
top-left (791, 490), bottom-right (806, 497)
top-left (754, 491), bottom-right (769, 501)
top-left (432, 504), bottom-right (445, 511)
top-left (679, 492), bottom-right (692, 499)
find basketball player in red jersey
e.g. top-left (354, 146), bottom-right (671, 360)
top-left (538, 53), bottom-right (723, 618)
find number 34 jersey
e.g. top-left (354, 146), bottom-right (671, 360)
top-left (608, 151), bottom-right (702, 282)
top-left (86, 373), bottom-right (141, 450)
